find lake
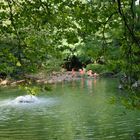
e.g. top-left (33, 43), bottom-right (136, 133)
top-left (0, 78), bottom-right (140, 140)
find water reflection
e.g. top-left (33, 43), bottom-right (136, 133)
top-left (79, 78), bottom-right (98, 89)
top-left (0, 78), bottom-right (140, 140)
top-left (86, 79), bottom-right (93, 94)
top-left (81, 78), bottom-right (85, 89)
top-left (93, 78), bottom-right (97, 86)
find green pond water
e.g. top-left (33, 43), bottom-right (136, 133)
top-left (0, 78), bottom-right (140, 140)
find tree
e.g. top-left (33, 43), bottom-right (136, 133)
top-left (0, 0), bottom-right (139, 91)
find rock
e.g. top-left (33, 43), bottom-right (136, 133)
top-left (132, 80), bottom-right (140, 88)
top-left (0, 79), bottom-right (8, 85)
top-left (10, 80), bottom-right (26, 86)
top-left (118, 84), bottom-right (123, 89)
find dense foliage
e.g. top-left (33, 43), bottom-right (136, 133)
top-left (0, 0), bottom-right (140, 90)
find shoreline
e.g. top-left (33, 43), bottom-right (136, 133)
top-left (0, 71), bottom-right (115, 87)
top-left (0, 71), bottom-right (81, 87)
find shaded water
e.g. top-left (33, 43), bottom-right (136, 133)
top-left (0, 78), bottom-right (140, 140)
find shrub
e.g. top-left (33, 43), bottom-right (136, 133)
top-left (86, 64), bottom-right (106, 73)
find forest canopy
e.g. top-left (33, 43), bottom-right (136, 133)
top-left (0, 0), bottom-right (140, 89)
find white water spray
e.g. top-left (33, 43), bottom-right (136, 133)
top-left (14, 95), bottom-right (38, 103)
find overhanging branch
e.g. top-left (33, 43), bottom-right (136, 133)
top-left (117, 0), bottom-right (140, 47)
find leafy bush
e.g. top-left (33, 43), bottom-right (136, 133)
top-left (106, 60), bottom-right (121, 73)
top-left (86, 64), bottom-right (107, 73)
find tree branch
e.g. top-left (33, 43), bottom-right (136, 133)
top-left (117, 0), bottom-right (140, 47)
top-left (102, 12), bottom-right (117, 52)
top-left (6, 0), bottom-right (22, 63)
